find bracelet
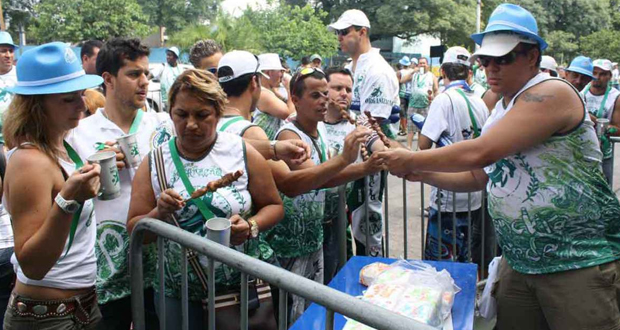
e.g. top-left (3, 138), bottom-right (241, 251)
top-left (271, 140), bottom-right (279, 161)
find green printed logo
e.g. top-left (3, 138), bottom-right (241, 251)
top-left (110, 167), bottom-right (120, 185)
top-left (130, 143), bottom-right (140, 157)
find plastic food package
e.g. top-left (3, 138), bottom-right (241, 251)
top-left (359, 262), bottom-right (390, 286)
top-left (346, 260), bottom-right (461, 329)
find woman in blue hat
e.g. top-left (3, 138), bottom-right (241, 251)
top-left (1, 42), bottom-right (104, 329)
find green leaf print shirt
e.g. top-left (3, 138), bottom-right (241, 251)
top-left (483, 74), bottom-right (620, 274)
top-left (149, 133), bottom-right (270, 301)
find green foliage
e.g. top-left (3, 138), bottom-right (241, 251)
top-left (137, 0), bottom-right (220, 33)
top-left (169, 3), bottom-right (338, 61)
top-left (28, 0), bottom-right (150, 43)
top-left (545, 31), bottom-right (578, 65)
top-left (580, 30), bottom-right (620, 63)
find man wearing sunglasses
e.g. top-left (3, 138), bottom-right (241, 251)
top-left (189, 39), bottom-right (223, 74)
top-left (327, 9), bottom-right (399, 140)
top-left (376, 4), bottom-right (620, 329)
top-left (582, 59), bottom-right (620, 184)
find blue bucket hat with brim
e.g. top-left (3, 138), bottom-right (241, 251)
top-left (8, 42), bottom-right (103, 95)
top-left (471, 3), bottom-right (547, 51)
top-left (399, 56), bottom-right (411, 66)
top-left (0, 32), bottom-right (17, 48)
top-left (565, 56), bottom-right (595, 79)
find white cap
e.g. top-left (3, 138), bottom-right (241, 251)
top-left (593, 59), bottom-right (613, 72)
top-left (471, 32), bottom-right (538, 62)
top-left (217, 50), bottom-right (268, 83)
top-left (442, 46), bottom-right (471, 67)
top-left (327, 9), bottom-right (371, 31)
top-left (166, 46), bottom-right (180, 58)
top-left (540, 55), bottom-right (558, 72)
top-left (310, 54), bottom-right (322, 62)
top-left (258, 53), bottom-right (284, 71)
top-left (411, 57), bottom-right (418, 65)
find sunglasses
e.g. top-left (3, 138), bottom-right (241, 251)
top-left (291, 67), bottom-right (325, 95)
top-left (335, 26), bottom-right (362, 37)
top-left (478, 49), bottom-right (530, 67)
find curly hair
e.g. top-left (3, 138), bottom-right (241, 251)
top-left (168, 68), bottom-right (227, 117)
top-left (189, 39), bottom-right (222, 69)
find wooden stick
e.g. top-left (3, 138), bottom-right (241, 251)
top-left (183, 170), bottom-right (244, 202)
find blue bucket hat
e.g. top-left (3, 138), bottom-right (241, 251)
top-left (399, 56), bottom-right (411, 66)
top-left (8, 42), bottom-right (103, 95)
top-left (471, 3), bottom-right (547, 51)
top-left (565, 56), bottom-right (594, 79)
top-left (0, 32), bottom-right (17, 48)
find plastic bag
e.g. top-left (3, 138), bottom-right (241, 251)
top-left (346, 260), bottom-right (461, 329)
top-left (359, 262), bottom-right (390, 286)
top-left (478, 256), bottom-right (501, 319)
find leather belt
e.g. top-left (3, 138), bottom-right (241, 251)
top-left (9, 288), bottom-right (97, 325)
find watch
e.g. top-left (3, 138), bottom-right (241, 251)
top-left (55, 193), bottom-right (81, 214)
top-left (248, 219), bottom-right (259, 239)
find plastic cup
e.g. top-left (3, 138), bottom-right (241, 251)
top-left (116, 133), bottom-right (141, 168)
top-left (87, 151), bottom-right (121, 200)
top-left (419, 67), bottom-right (425, 75)
top-left (206, 217), bottom-right (231, 247)
top-left (597, 118), bottom-right (610, 138)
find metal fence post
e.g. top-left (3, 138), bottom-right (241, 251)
top-left (467, 193), bottom-right (472, 263)
top-left (402, 178), bottom-right (408, 259)
top-left (208, 258), bottom-right (216, 330)
top-left (383, 171), bottom-right (389, 258)
top-left (241, 273), bottom-right (248, 330)
top-left (157, 237), bottom-right (166, 330)
top-left (364, 176), bottom-right (371, 254)
top-left (181, 247), bottom-right (189, 330)
top-left (326, 309), bottom-right (335, 330)
top-left (452, 192), bottom-right (457, 261)
top-left (130, 226), bottom-right (146, 330)
top-left (481, 190), bottom-right (487, 279)
top-left (420, 183), bottom-right (425, 259)
top-left (436, 190), bottom-right (442, 261)
top-left (337, 185), bottom-right (347, 269)
top-left (278, 289), bottom-right (288, 330)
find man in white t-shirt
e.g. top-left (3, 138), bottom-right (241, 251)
top-left (0, 32), bottom-right (17, 145)
top-left (151, 46), bottom-right (184, 109)
top-left (418, 46), bottom-right (494, 273)
top-left (66, 38), bottom-right (173, 330)
top-left (408, 56), bottom-right (438, 149)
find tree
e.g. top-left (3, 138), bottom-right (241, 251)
top-left (28, 0), bottom-right (150, 43)
top-left (580, 30), bottom-right (620, 63)
top-left (246, 4), bottom-right (339, 60)
top-left (138, 0), bottom-right (220, 33)
top-left (545, 30), bottom-right (578, 65)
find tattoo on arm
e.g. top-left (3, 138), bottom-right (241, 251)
top-left (521, 92), bottom-right (554, 103)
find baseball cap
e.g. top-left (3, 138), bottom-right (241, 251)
top-left (217, 50), bottom-right (268, 83)
top-left (166, 46), bottom-right (180, 58)
top-left (258, 53), bottom-right (284, 71)
top-left (471, 32), bottom-right (538, 62)
top-left (0, 32), bottom-right (17, 48)
top-left (310, 54), bottom-right (322, 63)
top-left (8, 42), bottom-right (103, 95)
top-left (540, 55), bottom-right (558, 72)
top-left (411, 57), bottom-right (418, 65)
top-left (565, 56), bottom-right (594, 78)
top-left (328, 9), bottom-right (371, 31)
top-left (442, 47), bottom-right (471, 67)
top-left (593, 59), bottom-right (613, 72)
top-left (471, 4), bottom-right (547, 51)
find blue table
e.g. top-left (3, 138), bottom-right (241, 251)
top-left (290, 256), bottom-right (477, 330)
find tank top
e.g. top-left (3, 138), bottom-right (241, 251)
top-left (482, 73), bottom-right (620, 274)
top-left (6, 147), bottom-right (96, 289)
top-left (263, 121), bottom-right (328, 258)
top-left (149, 133), bottom-right (266, 300)
top-left (409, 72), bottom-right (434, 109)
top-left (582, 85), bottom-right (620, 159)
top-left (216, 115), bottom-right (257, 136)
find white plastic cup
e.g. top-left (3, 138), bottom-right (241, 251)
top-left (206, 217), bottom-right (231, 247)
top-left (116, 133), bottom-right (141, 168)
top-left (419, 67), bottom-right (425, 75)
top-left (87, 151), bottom-right (121, 200)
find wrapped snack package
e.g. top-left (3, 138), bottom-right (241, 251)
top-left (346, 260), bottom-right (461, 329)
top-left (359, 262), bottom-right (390, 286)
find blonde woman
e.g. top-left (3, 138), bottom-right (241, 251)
top-left (2, 43), bottom-right (104, 329)
top-left (128, 69), bottom-right (283, 329)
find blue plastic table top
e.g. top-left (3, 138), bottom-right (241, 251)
top-left (290, 256), bottom-right (477, 330)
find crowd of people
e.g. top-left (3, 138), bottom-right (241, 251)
top-left (0, 2), bottom-right (616, 330)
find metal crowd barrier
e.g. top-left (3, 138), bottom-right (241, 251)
top-left (130, 218), bottom-right (436, 330)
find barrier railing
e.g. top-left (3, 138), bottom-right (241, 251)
top-left (130, 218), bottom-right (436, 330)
